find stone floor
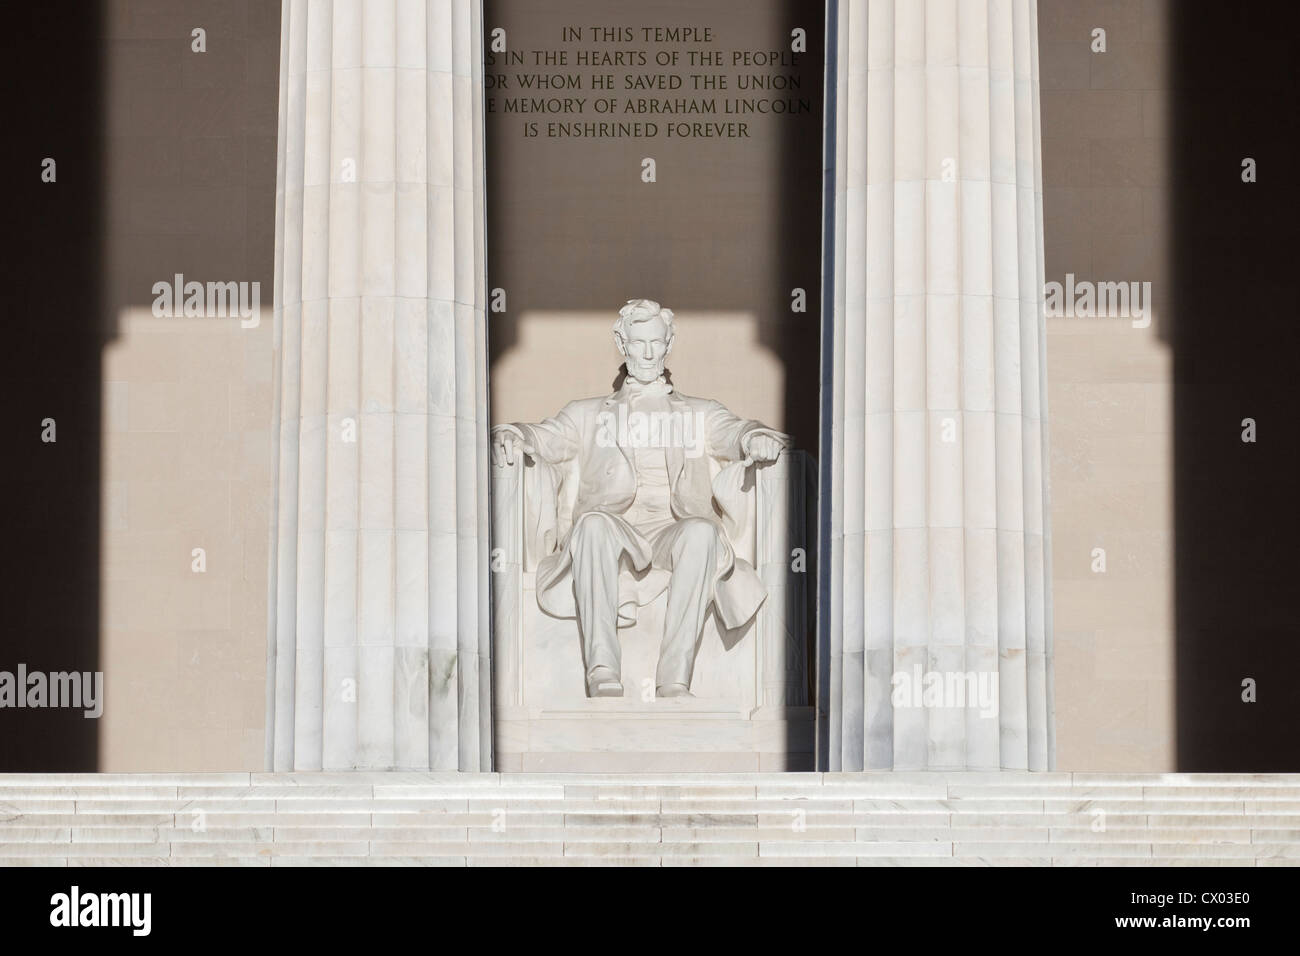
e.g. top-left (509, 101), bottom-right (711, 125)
top-left (2, 772), bottom-right (1298, 866)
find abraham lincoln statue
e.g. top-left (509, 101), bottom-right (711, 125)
top-left (492, 299), bottom-right (789, 698)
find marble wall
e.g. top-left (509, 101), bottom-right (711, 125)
top-left (89, 0), bottom-right (1176, 772)
top-left (1038, 0), bottom-right (1173, 770)
top-left (100, 0), bottom-right (279, 769)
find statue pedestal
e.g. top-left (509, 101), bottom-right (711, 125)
top-left (491, 451), bottom-right (814, 772)
top-left (494, 701), bottom-right (815, 772)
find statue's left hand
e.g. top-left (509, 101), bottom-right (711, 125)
top-left (742, 431), bottom-right (788, 464)
top-left (491, 423), bottom-right (535, 467)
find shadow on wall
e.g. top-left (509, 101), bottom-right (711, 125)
top-left (0, 3), bottom-right (105, 770)
top-left (1169, 1), bottom-right (1300, 769)
top-left (483, 0), bottom-right (826, 453)
top-left (490, 310), bottom-right (786, 428)
top-left (1, 1), bottom-right (280, 771)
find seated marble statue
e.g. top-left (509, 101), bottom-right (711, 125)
top-left (491, 299), bottom-right (790, 699)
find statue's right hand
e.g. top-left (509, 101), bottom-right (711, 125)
top-left (491, 424), bottom-right (535, 467)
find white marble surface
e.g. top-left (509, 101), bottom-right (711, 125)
top-left (492, 451), bottom-right (813, 770)
top-left (827, 0), bottom-right (1053, 772)
top-left (3, 772), bottom-right (1298, 866)
top-left (269, 0), bottom-right (489, 771)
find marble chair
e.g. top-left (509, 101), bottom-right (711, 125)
top-left (490, 449), bottom-right (815, 771)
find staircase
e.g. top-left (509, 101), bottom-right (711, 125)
top-left (2, 772), bottom-right (1298, 865)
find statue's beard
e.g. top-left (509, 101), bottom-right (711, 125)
top-left (626, 360), bottom-right (664, 383)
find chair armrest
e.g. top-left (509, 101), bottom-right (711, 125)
top-left (491, 455), bottom-right (562, 573)
top-left (754, 449), bottom-right (813, 707)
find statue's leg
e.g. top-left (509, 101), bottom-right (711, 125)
top-left (569, 513), bottom-right (625, 691)
top-left (656, 516), bottom-right (722, 694)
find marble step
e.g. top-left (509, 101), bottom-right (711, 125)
top-left (6, 771), bottom-right (1300, 785)
top-left (4, 773), bottom-right (1299, 865)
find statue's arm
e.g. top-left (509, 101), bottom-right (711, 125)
top-left (704, 400), bottom-right (791, 462)
top-left (493, 405), bottom-right (581, 466)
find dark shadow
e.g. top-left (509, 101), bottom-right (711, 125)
top-left (1, 2), bottom-right (280, 771)
top-left (1169, 1), bottom-right (1300, 769)
top-left (0, 2), bottom-right (105, 770)
top-left (774, 0), bottom-right (825, 770)
top-left (815, 0), bottom-right (837, 771)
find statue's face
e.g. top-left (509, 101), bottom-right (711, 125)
top-left (618, 315), bottom-right (672, 383)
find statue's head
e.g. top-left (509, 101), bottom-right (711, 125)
top-left (613, 299), bottom-right (675, 384)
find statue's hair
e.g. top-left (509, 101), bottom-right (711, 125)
top-left (612, 298), bottom-right (674, 343)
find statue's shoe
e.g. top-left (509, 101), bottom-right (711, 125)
top-left (656, 683), bottom-right (694, 698)
top-left (587, 667), bottom-right (624, 698)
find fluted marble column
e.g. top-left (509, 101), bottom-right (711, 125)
top-left (825, 0), bottom-right (1053, 770)
top-left (267, 0), bottom-right (490, 770)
